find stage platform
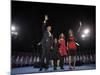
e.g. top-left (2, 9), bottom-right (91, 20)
top-left (11, 64), bottom-right (96, 75)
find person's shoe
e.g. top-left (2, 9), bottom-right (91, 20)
top-left (69, 66), bottom-right (73, 70)
top-left (73, 67), bottom-right (75, 70)
top-left (54, 67), bottom-right (57, 70)
top-left (60, 67), bottom-right (64, 69)
top-left (44, 66), bottom-right (49, 71)
top-left (69, 67), bottom-right (72, 70)
top-left (39, 68), bottom-right (42, 71)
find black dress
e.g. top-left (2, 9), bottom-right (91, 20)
top-left (50, 42), bottom-right (59, 69)
top-left (50, 42), bottom-right (59, 60)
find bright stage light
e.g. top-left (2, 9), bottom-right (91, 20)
top-left (83, 29), bottom-right (90, 34)
top-left (11, 25), bottom-right (19, 36)
top-left (81, 34), bottom-right (86, 38)
top-left (14, 32), bottom-right (18, 35)
top-left (81, 28), bottom-right (90, 39)
top-left (11, 31), bottom-right (18, 35)
top-left (11, 26), bottom-right (16, 31)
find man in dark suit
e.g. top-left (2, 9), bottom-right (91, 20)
top-left (38, 15), bottom-right (53, 71)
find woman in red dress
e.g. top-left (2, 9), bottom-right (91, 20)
top-left (58, 33), bottom-right (67, 69)
top-left (67, 29), bottom-right (77, 69)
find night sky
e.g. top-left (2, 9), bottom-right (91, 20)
top-left (11, 1), bottom-right (96, 54)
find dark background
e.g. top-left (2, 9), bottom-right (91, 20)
top-left (11, 1), bottom-right (96, 55)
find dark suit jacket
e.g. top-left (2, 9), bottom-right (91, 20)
top-left (41, 31), bottom-right (53, 48)
top-left (41, 23), bottom-right (53, 49)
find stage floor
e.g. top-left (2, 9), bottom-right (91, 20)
top-left (11, 64), bottom-right (96, 75)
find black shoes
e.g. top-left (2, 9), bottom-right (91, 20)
top-left (44, 67), bottom-right (48, 70)
top-left (39, 68), bottom-right (43, 71)
top-left (54, 67), bottom-right (57, 70)
top-left (39, 67), bottom-right (49, 71)
top-left (60, 67), bottom-right (64, 69)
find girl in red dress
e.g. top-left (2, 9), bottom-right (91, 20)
top-left (67, 29), bottom-right (77, 69)
top-left (58, 33), bottom-right (67, 69)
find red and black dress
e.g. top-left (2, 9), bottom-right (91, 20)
top-left (68, 36), bottom-right (77, 56)
top-left (58, 38), bottom-right (67, 68)
top-left (58, 38), bottom-right (67, 57)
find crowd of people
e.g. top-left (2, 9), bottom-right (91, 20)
top-left (38, 15), bottom-right (79, 71)
top-left (11, 52), bottom-right (95, 68)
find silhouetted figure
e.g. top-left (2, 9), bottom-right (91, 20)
top-left (38, 15), bottom-right (53, 71)
top-left (67, 29), bottom-right (77, 70)
top-left (58, 33), bottom-right (67, 69)
top-left (52, 38), bottom-right (59, 70)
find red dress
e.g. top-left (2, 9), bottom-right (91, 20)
top-left (59, 39), bottom-right (67, 56)
top-left (68, 36), bottom-right (77, 50)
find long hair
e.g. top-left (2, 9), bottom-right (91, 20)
top-left (59, 33), bottom-right (65, 39)
top-left (68, 29), bottom-right (74, 37)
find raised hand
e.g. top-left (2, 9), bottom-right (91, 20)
top-left (37, 42), bottom-right (41, 46)
top-left (45, 15), bottom-right (48, 21)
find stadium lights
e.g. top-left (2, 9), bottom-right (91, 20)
top-left (11, 25), bottom-right (18, 36)
top-left (81, 34), bottom-right (86, 38)
top-left (83, 28), bottom-right (90, 35)
top-left (81, 28), bottom-right (90, 39)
